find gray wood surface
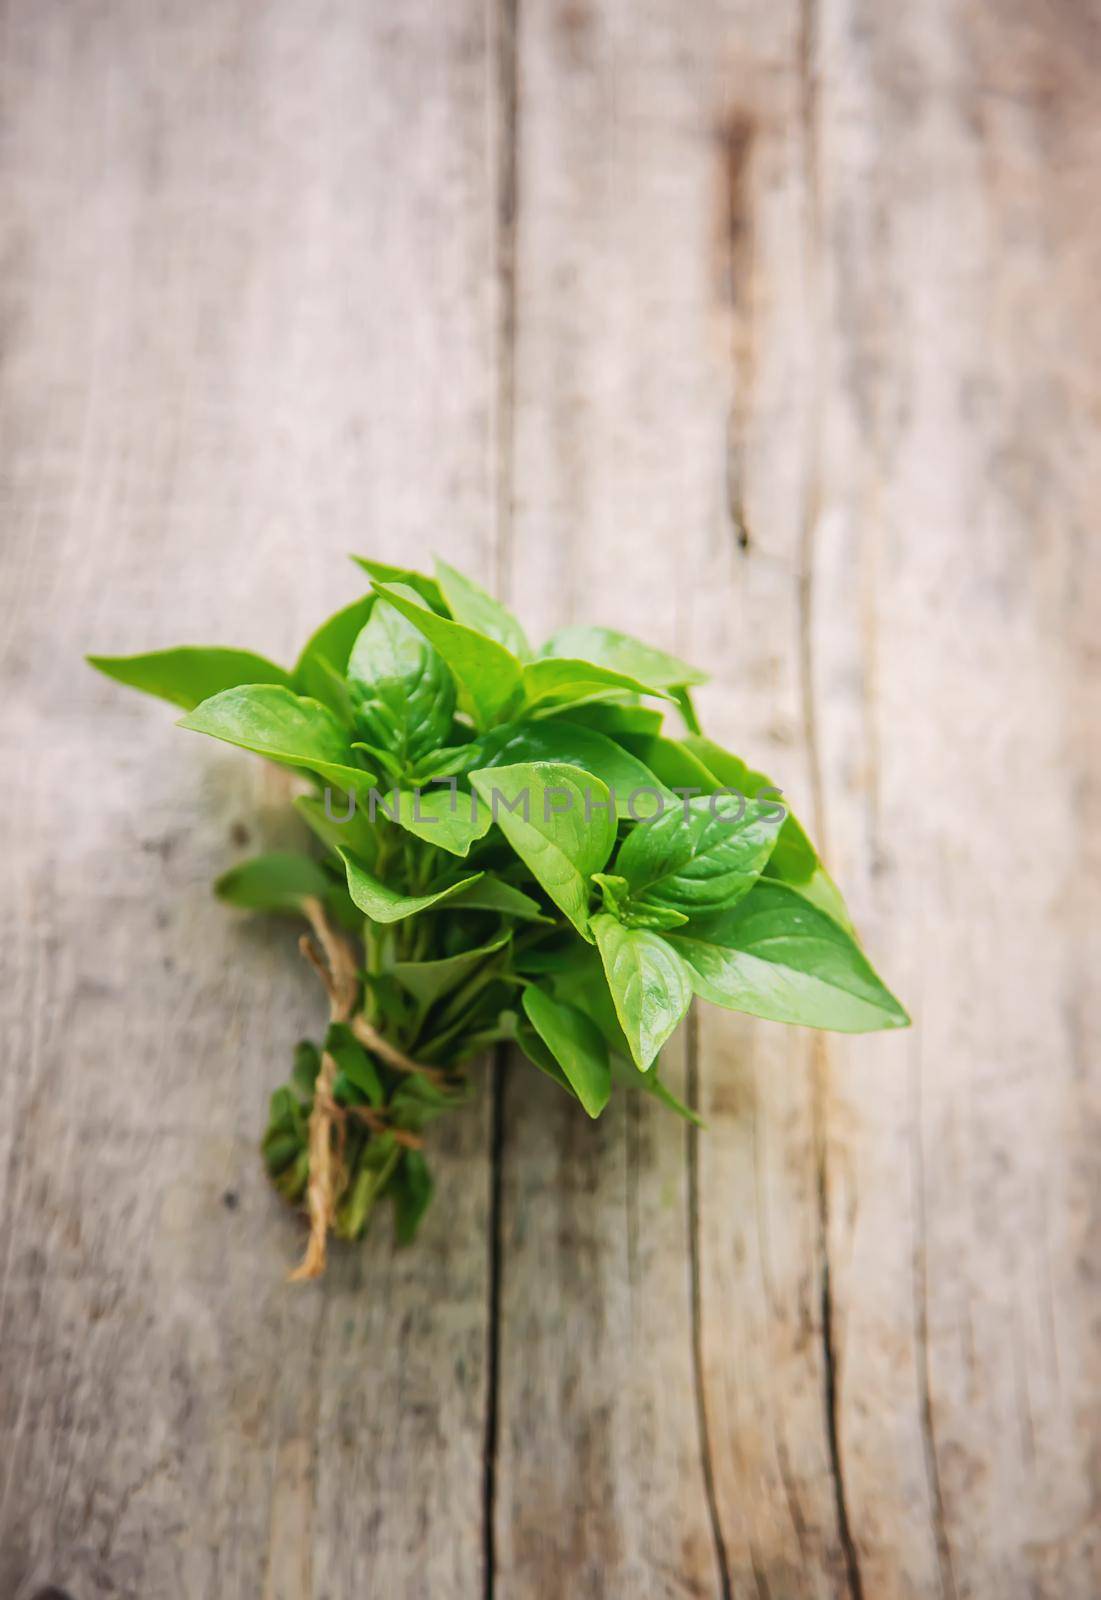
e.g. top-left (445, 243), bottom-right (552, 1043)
top-left (1, 2), bottom-right (1097, 1597)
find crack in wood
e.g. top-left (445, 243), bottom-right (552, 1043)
top-left (686, 1008), bottom-right (734, 1600)
top-left (483, 1), bottom-right (520, 1589)
top-left (909, 1022), bottom-right (959, 1600)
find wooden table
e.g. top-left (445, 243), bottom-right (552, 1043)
top-left (1, 3), bottom-right (1097, 1596)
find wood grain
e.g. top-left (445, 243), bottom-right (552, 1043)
top-left (0, 3), bottom-right (498, 1596)
top-left (0, 1), bottom-right (1097, 1597)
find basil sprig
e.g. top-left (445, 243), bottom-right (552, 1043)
top-left (90, 555), bottom-right (907, 1275)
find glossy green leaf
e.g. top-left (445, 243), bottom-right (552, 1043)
top-left (392, 1150), bottom-right (435, 1245)
top-left (563, 702), bottom-right (665, 739)
top-left (388, 787), bottom-right (492, 857)
top-left (351, 556), bottom-right (445, 611)
top-left (178, 684), bottom-right (374, 792)
top-left (591, 872), bottom-right (689, 931)
top-left (538, 625), bottom-right (707, 688)
top-left (434, 557), bottom-right (530, 658)
top-left (294, 594), bottom-right (374, 713)
top-left (522, 987), bottom-right (611, 1118)
top-left (370, 581), bottom-right (524, 728)
top-left (443, 876), bottom-right (550, 922)
top-left (614, 794), bottom-right (779, 915)
top-left (522, 657), bottom-right (674, 709)
top-left (214, 851), bottom-right (331, 913)
top-left (340, 851), bottom-right (482, 924)
top-left (346, 597), bottom-right (456, 765)
top-left (668, 880), bottom-right (909, 1032)
top-left (326, 1024), bottom-right (384, 1106)
top-left (469, 761), bottom-right (617, 939)
top-left (479, 718), bottom-right (673, 819)
top-left (88, 646), bottom-right (291, 711)
top-left (591, 913), bottom-right (693, 1070)
top-left (393, 932), bottom-right (511, 1016)
top-left (294, 791), bottom-right (378, 865)
top-left (680, 733), bottom-right (854, 931)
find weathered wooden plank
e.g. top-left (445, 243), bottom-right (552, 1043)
top-left (806, 2), bottom-right (1101, 1596)
top-left (0, 3), bottom-right (498, 1596)
top-left (497, 3), bottom-right (845, 1594)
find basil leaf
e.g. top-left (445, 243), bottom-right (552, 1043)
top-left (392, 1151), bottom-right (435, 1245)
top-left (294, 595), bottom-right (374, 713)
top-left (668, 880), bottom-right (909, 1032)
top-left (294, 792), bottom-right (379, 866)
top-left (393, 932), bottom-right (511, 1017)
top-left (214, 851), bottom-right (331, 913)
top-left (434, 557), bottom-right (530, 658)
top-left (620, 732), bottom-right (722, 793)
top-left (479, 718), bottom-right (673, 818)
top-left (443, 877), bottom-right (550, 922)
top-left (370, 582), bottom-right (524, 728)
top-left (614, 794), bottom-right (778, 915)
top-left (346, 599), bottom-right (456, 764)
top-left (326, 1024), bottom-right (384, 1107)
top-left (88, 646), bottom-right (291, 711)
top-left (681, 733), bottom-right (854, 931)
top-left (178, 684), bottom-right (373, 791)
top-left (521, 987), bottom-right (611, 1118)
top-left (538, 625), bottom-right (707, 688)
top-left (351, 556), bottom-right (445, 612)
top-left (671, 686), bottom-right (702, 735)
top-left (591, 873), bottom-right (689, 931)
top-left (340, 850), bottom-right (483, 924)
top-left (522, 658), bottom-right (674, 708)
top-left (591, 913), bottom-right (693, 1070)
top-left (387, 787), bottom-right (492, 857)
top-left (563, 703), bottom-right (665, 739)
top-left (468, 761), bottom-right (616, 939)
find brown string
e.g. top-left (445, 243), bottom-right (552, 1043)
top-left (288, 897), bottom-right (433, 1282)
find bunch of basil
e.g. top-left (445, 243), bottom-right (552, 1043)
top-left (90, 556), bottom-right (906, 1275)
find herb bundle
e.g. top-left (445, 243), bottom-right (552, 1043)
top-left (89, 556), bottom-right (907, 1278)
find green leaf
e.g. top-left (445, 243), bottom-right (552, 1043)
top-left (614, 794), bottom-right (779, 915)
top-left (178, 685), bottom-right (373, 792)
top-left (564, 702), bottom-right (665, 739)
top-left (518, 940), bottom-right (634, 1061)
top-left (369, 582), bottom-right (524, 729)
top-left (671, 686), bottom-right (703, 735)
top-left (434, 557), bottom-right (531, 658)
top-left (479, 718), bottom-right (673, 819)
top-left (392, 1150), bottom-right (435, 1245)
top-left (591, 872), bottom-right (689, 931)
top-left (388, 787), bottom-right (493, 857)
top-left (522, 658), bottom-right (674, 709)
top-left (522, 987), bottom-right (611, 1117)
top-left (294, 595), bottom-right (374, 713)
top-left (326, 1024), bottom-right (384, 1106)
top-left (591, 913), bottom-right (693, 1070)
top-left (340, 850), bottom-right (483, 924)
top-left (538, 625), bottom-right (707, 688)
top-left (680, 733), bottom-right (854, 931)
top-left (393, 932), bottom-right (511, 1016)
top-left (346, 598), bottom-right (456, 765)
top-left (294, 792), bottom-right (379, 866)
top-left (87, 646), bottom-right (291, 711)
top-left (351, 556), bottom-right (445, 611)
top-left (468, 762), bottom-right (617, 939)
top-left (668, 880), bottom-right (909, 1032)
top-left (214, 851), bottom-right (331, 914)
top-left (620, 732), bottom-right (722, 794)
top-left (291, 1040), bottom-right (321, 1101)
top-left (443, 876), bottom-right (550, 922)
